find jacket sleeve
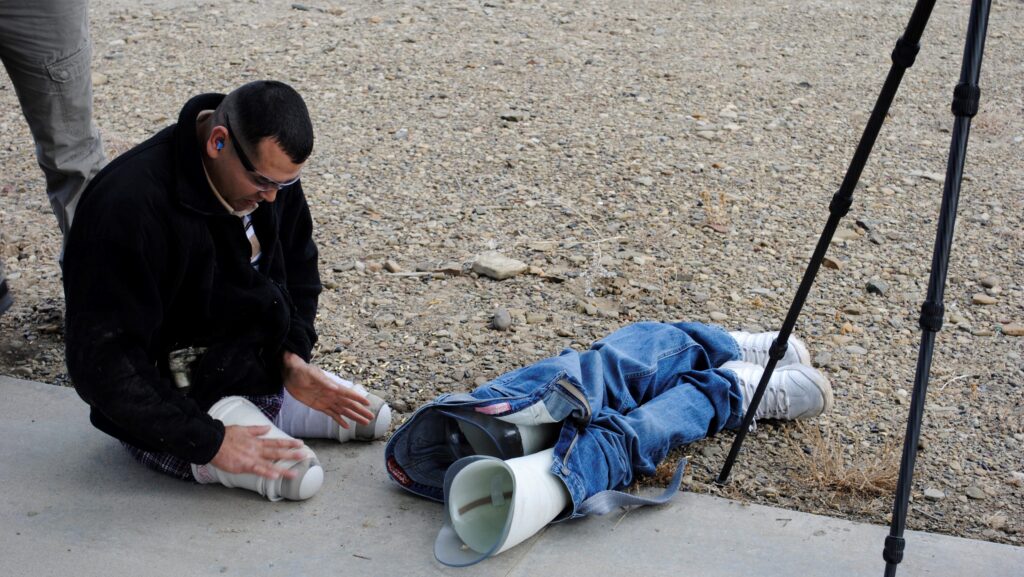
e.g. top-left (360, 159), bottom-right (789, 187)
top-left (63, 184), bottom-right (225, 464)
top-left (276, 181), bottom-right (322, 362)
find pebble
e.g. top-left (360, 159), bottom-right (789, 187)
top-left (709, 311), bottom-right (728, 322)
top-left (499, 110), bottom-right (530, 122)
top-left (986, 514), bottom-right (1008, 531)
top-left (979, 275), bottom-right (1000, 289)
top-left (492, 308), bottom-right (512, 331)
top-left (822, 256), bottom-right (843, 270)
top-left (472, 252), bottom-right (528, 280)
top-left (866, 279), bottom-right (888, 295)
top-left (924, 488), bottom-right (945, 501)
top-left (813, 352), bottom-right (833, 368)
top-left (1001, 324), bottom-right (1024, 337)
top-left (972, 293), bottom-right (997, 305)
top-left (966, 486), bottom-right (987, 500)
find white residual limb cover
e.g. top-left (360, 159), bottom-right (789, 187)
top-left (275, 387), bottom-right (338, 439)
top-left (276, 373), bottom-right (392, 441)
top-left (322, 371), bottom-right (392, 441)
top-left (199, 396), bottom-right (323, 501)
top-left (448, 448), bottom-right (569, 556)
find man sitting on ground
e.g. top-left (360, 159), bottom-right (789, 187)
top-left (63, 80), bottom-right (390, 501)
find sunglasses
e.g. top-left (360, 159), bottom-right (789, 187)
top-left (224, 114), bottom-right (301, 192)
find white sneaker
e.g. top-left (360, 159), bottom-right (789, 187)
top-left (722, 360), bottom-right (833, 420)
top-left (729, 331), bottom-right (811, 368)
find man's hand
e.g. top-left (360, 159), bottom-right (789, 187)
top-left (210, 425), bottom-right (308, 479)
top-left (281, 350), bottom-right (374, 428)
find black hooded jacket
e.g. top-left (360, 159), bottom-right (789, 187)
top-left (63, 93), bottom-right (322, 465)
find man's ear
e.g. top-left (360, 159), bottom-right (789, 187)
top-left (206, 125), bottom-right (228, 157)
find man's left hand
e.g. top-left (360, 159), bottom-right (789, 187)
top-left (281, 351), bottom-right (374, 428)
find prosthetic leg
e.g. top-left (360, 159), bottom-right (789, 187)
top-left (192, 396), bottom-right (325, 501)
top-left (274, 373), bottom-right (392, 442)
top-left (435, 407), bottom-right (568, 566)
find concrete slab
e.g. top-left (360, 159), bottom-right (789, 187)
top-left (2, 375), bottom-right (1021, 577)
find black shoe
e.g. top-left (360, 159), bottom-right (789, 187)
top-left (0, 276), bottom-right (11, 317)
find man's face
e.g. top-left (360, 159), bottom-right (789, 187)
top-left (221, 134), bottom-right (304, 212)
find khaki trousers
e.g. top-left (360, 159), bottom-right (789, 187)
top-left (0, 0), bottom-right (105, 235)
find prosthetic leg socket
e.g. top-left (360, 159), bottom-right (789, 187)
top-left (192, 396), bottom-right (324, 501)
top-left (435, 448), bottom-right (569, 566)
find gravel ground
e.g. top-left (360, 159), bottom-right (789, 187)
top-left (1, 0), bottom-right (1022, 545)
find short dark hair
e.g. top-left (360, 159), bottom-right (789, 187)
top-left (216, 80), bottom-right (314, 164)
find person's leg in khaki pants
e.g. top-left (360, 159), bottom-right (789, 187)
top-left (0, 0), bottom-right (106, 315)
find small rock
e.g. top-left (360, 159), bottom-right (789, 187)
top-left (500, 110), bottom-right (530, 122)
top-left (555, 327), bottom-right (574, 338)
top-left (365, 261), bottom-right (383, 273)
top-left (492, 308), bottom-right (512, 331)
top-left (709, 311), bottom-right (728, 322)
top-left (972, 293), bottom-right (997, 305)
top-left (332, 262), bottom-right (355, 272)
top-left (635, 176), bottom-right (654, 186)
top-left (979, 275), bottom-right (1000, 289)
top-left (924, 488), bottom-right (945, 501)
top-left (472, 252), bottom-right (528, 280)
top-left (436, 262), bottom-right (464, 276)
top-left (384, 260), bottom-right (402, 273)
top-left (822, 256), bottom-right (843, 270)
top-left (966, 486), bottom-right (986, 500)
top-left (833, 229), bottom-right (861, 242)
top-left (986, 514), bottom-right (1008, 531)
top-left (866, 279), bottom-right (888, 295)
top-left (813, 352), bottom-right (833, 367)
top-left (92, 72), bottom-right (108, 86)
top-left (1001, 324), bottom-right (1024, 337)
top-left (372, 314), bottom-right (397, 329)
top-left (1008, 472), bottom-right (1024, 487)
top-left (525, 312), bottom-right (546, 325)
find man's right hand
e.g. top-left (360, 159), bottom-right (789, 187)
top-left (209, 425), bottom-right (308, 480)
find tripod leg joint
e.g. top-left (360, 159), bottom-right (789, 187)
top-left (891, 35), bottom-right (920, 68)
top-left (952, 83), bottom-right (980, 117)
top-left (883, 535), bottom-right (906, 564)
top-left (919, 301), bottom-right (944, 332)
top-left (828, 191), bottom-right (853, 217)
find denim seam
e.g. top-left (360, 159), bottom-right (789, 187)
top-left (621, 343), bottom-right (697, 380)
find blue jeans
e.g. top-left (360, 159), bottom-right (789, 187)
top-left (385, 322), bottom-right (743, 518)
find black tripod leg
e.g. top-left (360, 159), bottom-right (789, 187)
top-left (883, 1), bottom-right (990, 575)
top-left (716, 0), bottom-right (937, 485)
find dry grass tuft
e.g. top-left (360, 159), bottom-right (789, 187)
top-left (700, 189), bottom-right (730, 233)
top-left (795, 423), bottom-right (900, 497)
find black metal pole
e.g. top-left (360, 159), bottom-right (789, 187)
top-left (717, 0), bottom-right (937, 485)
top-left (883, 1), bottom-right (990, 575)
